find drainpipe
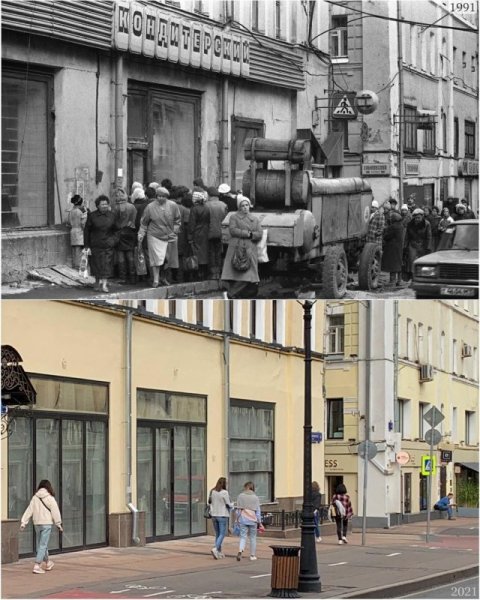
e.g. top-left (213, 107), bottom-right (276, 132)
top-left (394, 300), bottom-right (401, 517)
top-left (397, 4), bottom-right (404, 205)
top-left (125, 310), bottom-right (140, 545)
top-left (221, 78), bottom-right (229, 184)
top-left (223, 301), bottom-right (231, 479)
top-left (115, 54), bottom-right (124, 187)
top-left (361, 301), bottom-right (371, 546)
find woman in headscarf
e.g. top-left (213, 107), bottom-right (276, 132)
top-left (138, 187), bottom-right (181, 287)
top-left (220, 194), bottom-right (263, 299)
top-left (187, 188), bottom-right (210, 280)
top-left (404, 208), bottom-right (432, 281)
top-left (84, 195), bottom-right (119, 293)
top-left (66, 194), bottom-right (88, 269)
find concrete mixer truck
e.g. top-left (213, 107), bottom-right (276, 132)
top-left (221, 137), bottom-right (382, 298)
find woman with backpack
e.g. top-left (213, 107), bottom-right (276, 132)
top-left (331, 483), bottom-right (353, 544)
top-left (20, 480), bottom-right (63, 574)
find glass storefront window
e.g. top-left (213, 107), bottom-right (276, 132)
top-left (137, 389), bottom-right (206, 422)
top-left (30, 376), bottom-right (108, 413)
top-left (86, 421), bottom-right (106, 545)
top-left (229, 400), bottom-right (274, 502)
top-left (2, 71), bottom-right (51, 228)
top-left (62, 420), bottom-right (84, 548)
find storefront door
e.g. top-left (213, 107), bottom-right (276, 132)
top-left (403, 473), bottom-right (411, 513)
top-left (137, 423), bottom-right (206, 540)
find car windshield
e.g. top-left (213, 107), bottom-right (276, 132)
top-left (437, 223), bottom-right (478, 251)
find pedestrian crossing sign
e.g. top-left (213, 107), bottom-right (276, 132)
top-left (421, 455), bottom-right (437, 476)
top-left (333, 94), bottom-right (356, 119)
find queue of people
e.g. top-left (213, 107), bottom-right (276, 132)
top-left (65, 179), bottom-right (264, 297)
top-left (368, 196), bottom-right (476, 286)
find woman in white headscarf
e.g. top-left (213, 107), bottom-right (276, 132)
top-left (220, 194), bottom-right (263, 298)
top-left (138, 187), bottom-right (181, 287)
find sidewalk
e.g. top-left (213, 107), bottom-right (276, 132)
top-left (2, 517), bottom-right (478, 600)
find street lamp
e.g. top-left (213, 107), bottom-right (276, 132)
top-left (298, 301), bottom-right (321, 593)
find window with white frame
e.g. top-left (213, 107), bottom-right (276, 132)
top-left (452, 339), bottom-right (458, 374)
top-left (465, 411), bottom-right (475, 445)
top-left (440, 331), bottom-right (445, 370)
top-left (394, 398), bottom-right (408, 437)
top-left (427, 327), bottom-right (433, 366)
top-left (407, 319), bottom-right (414, 360)
top-left (272, 300), bottom-right (285, 346)
top-left (452, 407), bottom-right (458, 442)
top-left (327, 398), bottom-right (344, 439)
top-left (417, 323), bottom-right (424, 363)
top-left (327, 315), bottom-right (344, 354)
top-left (331, 15), bottom-right (348, 58)
top-left (419, 402), bottom-right (429, 439)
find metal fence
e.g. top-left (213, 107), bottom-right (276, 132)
top-left (261, 505), bottom-right (330, 531)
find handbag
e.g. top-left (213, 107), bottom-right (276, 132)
top-left (135, 245), bottom-right (147, 276)
top-left (184, 254), bottom-right (199, 272)
top-left (231, 239), bottom-right (250, 272)
top-left (79, 249), bottom-right (90, 278)
top-left (204, 504), bottom-right (212, 519)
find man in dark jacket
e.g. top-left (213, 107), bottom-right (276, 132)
top-left (404, 209), bottom-right (432, 281)
top-left (382, 212), bottom-right (405, 286)
top-left (206, 187), bottom-right (227, 279)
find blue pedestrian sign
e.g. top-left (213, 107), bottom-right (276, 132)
top-left (311, 432), bottom-right (323, 444)
top-left (421, 455), bottom-right (437, 476)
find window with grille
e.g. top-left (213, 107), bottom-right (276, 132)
top-left (404, 107), bottom-right (418, 153)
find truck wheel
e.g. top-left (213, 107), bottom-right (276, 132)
top-left (358, 243), bottom-right (382, 290)
top-left (322, 246), bottom-right (348, 298)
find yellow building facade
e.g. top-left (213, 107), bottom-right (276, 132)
top-left (1, 299), bottom-right (326, 560)
top-left (324, 300), bottom-right (479, 526)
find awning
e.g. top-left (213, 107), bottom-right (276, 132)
top-left (456, 462), bottom-right (479, 472)
top-left (320, 132), bottom-right (344, 166)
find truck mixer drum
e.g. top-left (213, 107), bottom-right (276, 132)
top-left (242, 169), bottom-right (310, 208)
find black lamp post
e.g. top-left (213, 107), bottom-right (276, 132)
top-left (298, 301), bottom-right (321, 593)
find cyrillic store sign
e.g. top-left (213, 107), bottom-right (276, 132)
top-left (114, 0), bottom-right (250, 77)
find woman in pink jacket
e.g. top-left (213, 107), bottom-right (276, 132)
top-left (20, 480), bottom-right (63, 574)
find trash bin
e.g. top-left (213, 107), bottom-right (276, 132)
top-left (268, 545), bottom-right (301, 598)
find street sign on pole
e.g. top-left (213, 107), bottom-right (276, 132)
top-left (332, 93), bottom-right (357, 119)
top-left (421, 455), bottom-right (437, 476)
top-left (358, 440), bottom-right (377, 459)
top-left (423, 406), bottom-right (445, 428)
top-left (424, 428), bottom-right (442, 446)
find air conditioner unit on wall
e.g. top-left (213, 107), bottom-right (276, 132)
top-left (419, 364), bottom-right (434, 382)
top-left (462, 344), bottom-right (473, 358)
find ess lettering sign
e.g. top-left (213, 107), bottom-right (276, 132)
top-left (115, 0), bottom-right (250, 77)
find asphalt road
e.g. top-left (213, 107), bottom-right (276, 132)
top-left (402, 576), bottom-right (479, 599)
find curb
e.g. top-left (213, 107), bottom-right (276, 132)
top-left (339, 565), bottom-right (479, 598)
top-left (80, 280), bottom-right (222, 300)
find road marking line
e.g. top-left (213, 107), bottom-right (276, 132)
top-left (144, 591), bottom-right (175, 597)
top-left (428, 547), bottom-right (439, 550)
top-left (328, 562), bottom-right (348, 566)
top-left (250, 574), bottom-right (271, 579)
top-left (386, 553), bottom-right (401, 557)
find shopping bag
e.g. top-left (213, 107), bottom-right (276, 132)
top-left (204, 504), bottom-right (212, 519)
top-left (257, 228), bottom-right (269, 263)
top-left (184, 253), bottom-right (199, 272)
top-left (231, 240), bottom-right (250, 271)
top-left (135, 245), bottom-right (147, 276)
top-left (79, 249), bottom-right (90, 278)
top-left (232, 521), bottom-right (241, 536)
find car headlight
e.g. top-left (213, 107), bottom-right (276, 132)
top-left (416, 265), bottom-right (438, 277)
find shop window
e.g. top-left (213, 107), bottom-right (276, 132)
top-left (8, 375), bottom-right (108, 557)
top-left (331, 16), bottom-right (348, 58)
top-left (128, 84), bottom-right (200, 192)
top-left (327, 398), bottom-right (344, 439)
top-left (465, 120), bottom-right (475, 158)
top-left (2, 66), bottom-right (54, 228)
top-left (229, 399), bottom-right (274, 502)
top-left (327, 315), bottom-right (344, 354)
top-left (404, 106), bottom-right (417, 153)
top-left (137, 390), bottom-right (206, 539)
top-left (231, 117), bottom-right (264, 192)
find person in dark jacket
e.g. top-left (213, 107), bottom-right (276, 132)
top-left (206, 187), bottom-right (227, 279)
top-left (312, 481), bottom-right (322, 543)
top-left (188, 188), bottom-right (211, 280)
top-left (331, 483), bottom-right (354, 544)
top-left (84, 195), bottom-right (119, 293)
top-left (452, 203), bottom-right (468, 221)
top-left (382, 211), bottom-right (405, 286)
top-left (404, 209), bottom-right (432, 281)
top-left (460, 199), bottom-right (475, 219)
top-left (426, 206), bottom-right (442, 250)
top-left (113, 188), bottom-right (137, 284)
top-left (171, 186), bottom-right (191, 283)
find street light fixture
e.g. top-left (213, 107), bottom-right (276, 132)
top-left (298, 301), bottom-right (321, 593)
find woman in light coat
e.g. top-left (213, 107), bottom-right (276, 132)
top-left (208, 477), bottom-right (232, 559)
top-left (66, 195), bottom-right (88, 269)
top-left (220, 195), bottom-right (263, 298)
top-left (20, 480), bottom-right (63, 574)
top-left (235, 481), bottom-right (262, 561)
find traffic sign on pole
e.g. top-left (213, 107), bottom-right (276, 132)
top-left (423, 406), bottom-right (445, 428)
top-left (421, 455), bottom-right (437, 476)
top-left (424, 428), bottom-right (442, 446)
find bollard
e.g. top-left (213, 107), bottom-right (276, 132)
top-left (268, 545), bottom-right (302, 598)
